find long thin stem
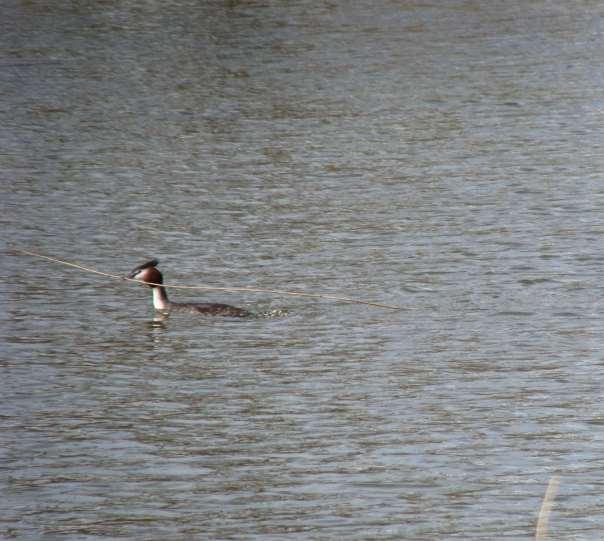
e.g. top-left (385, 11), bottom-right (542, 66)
top-left (535, 475), bottom-right (560, 541)
top-left (11, 247), bottom-right (403, 311)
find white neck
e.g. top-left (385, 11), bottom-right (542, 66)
top-left (152, 287), bottom-right (170, 311)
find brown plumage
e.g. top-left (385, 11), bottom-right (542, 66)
top-left (128, 259), bottom-right (252, 318)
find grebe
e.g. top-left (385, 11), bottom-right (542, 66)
top-left (128, 259), bottom-right (252, 317)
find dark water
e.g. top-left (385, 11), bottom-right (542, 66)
top-left (2, 1), bottom-right (604, 539)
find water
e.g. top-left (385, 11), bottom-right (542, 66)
top-left (2, 1), bottom-right (604, 539)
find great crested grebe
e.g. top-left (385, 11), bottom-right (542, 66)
top-left (128, 259), bottom-right (252, 317)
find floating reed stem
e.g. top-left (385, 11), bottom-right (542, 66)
top-left (535, 475), bottom-right (560, 541)
top-left (12, 247), bottom-right (402, 311)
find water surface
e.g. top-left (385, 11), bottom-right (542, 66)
top-left (2, 1), bottom-right (604, 539)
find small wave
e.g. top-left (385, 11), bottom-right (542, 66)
top-left (255, 308), bottom-right (289, 319)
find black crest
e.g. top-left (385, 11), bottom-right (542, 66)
top-left (128, 258), bottom-right (159, 278)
